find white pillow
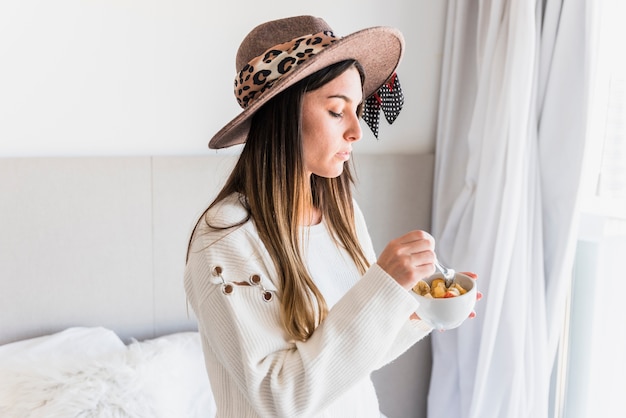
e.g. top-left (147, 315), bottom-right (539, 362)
top-left (127, 332), bottom-right (216, 418)
top-left (0, 326), bottom-right (125, 362)
top-left (0, 328), bottom-right (216, 418)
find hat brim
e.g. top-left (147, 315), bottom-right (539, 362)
top-left (209, 26), bottom-right (405, 149)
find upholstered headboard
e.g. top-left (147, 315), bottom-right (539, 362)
top-left (1, 156), bottom-right (234, 344)
top-left (0, 153), bottom-right (433, 345)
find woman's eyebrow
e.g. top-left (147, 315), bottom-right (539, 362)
top-left (327, 94), bottom-right (361, 103)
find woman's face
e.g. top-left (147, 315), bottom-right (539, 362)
top-left (301, 67), bottom-right (363, 179)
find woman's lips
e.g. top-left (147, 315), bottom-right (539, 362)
top-left (337, 150), bottom-right (351, 160)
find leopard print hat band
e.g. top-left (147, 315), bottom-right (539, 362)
top-left (235, 31), bottom-right (338, 109)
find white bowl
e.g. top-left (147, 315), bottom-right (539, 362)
top-left (411, 272), bottom-right (477, 330)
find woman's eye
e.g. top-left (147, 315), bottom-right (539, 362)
top-left (329, 110), bottom-right (343, 118)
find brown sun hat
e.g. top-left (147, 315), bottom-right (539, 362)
top-left (209, 15), bottom-right (405, 149)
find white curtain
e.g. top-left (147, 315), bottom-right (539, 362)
top-left (428, 1), bottom-right (591, 417)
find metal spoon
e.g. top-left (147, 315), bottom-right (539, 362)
top-left (435, 259), bottom-right (455, 287)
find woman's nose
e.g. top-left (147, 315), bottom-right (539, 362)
top-left (346, 114), bottom-right (362, 142)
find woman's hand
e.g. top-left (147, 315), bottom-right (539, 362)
top-left (461, 271), bottom-right (482, 318)
top-left (376, 230), bottom-right (436, 290)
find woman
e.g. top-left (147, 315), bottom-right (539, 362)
top-left (185, 15), bottom-right (441, 417)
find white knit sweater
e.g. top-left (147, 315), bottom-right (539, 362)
top-left (184, 194), bottom-right (432, 417)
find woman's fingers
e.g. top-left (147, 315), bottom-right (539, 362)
top-left (377, 230), bottom-right (436, 290)
top-left (458, 271), bottom-right (482, 318)
top-left (460, 271), bottom-right (482, 301)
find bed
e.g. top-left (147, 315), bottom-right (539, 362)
top-left (0, 327), bottom-right (216, 417)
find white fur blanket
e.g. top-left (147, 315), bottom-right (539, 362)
top-left (0, 327), bottom-right (215, 418)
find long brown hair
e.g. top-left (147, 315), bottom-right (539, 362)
top-left (191, 60), bottom-right (370, 341)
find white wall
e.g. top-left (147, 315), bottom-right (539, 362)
top-left (0, 0), bottom-right (447, 157)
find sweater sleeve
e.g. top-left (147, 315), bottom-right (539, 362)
top-left (351, 199), bottom-right (433, 367)
top-left (185, 220), bottom-right (430, 417)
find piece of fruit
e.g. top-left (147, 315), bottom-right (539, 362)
top-left (413, 280), bottom-right (431, 296)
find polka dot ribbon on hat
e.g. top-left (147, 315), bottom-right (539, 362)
top-left (362, 73), bottom-right (404, 139)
